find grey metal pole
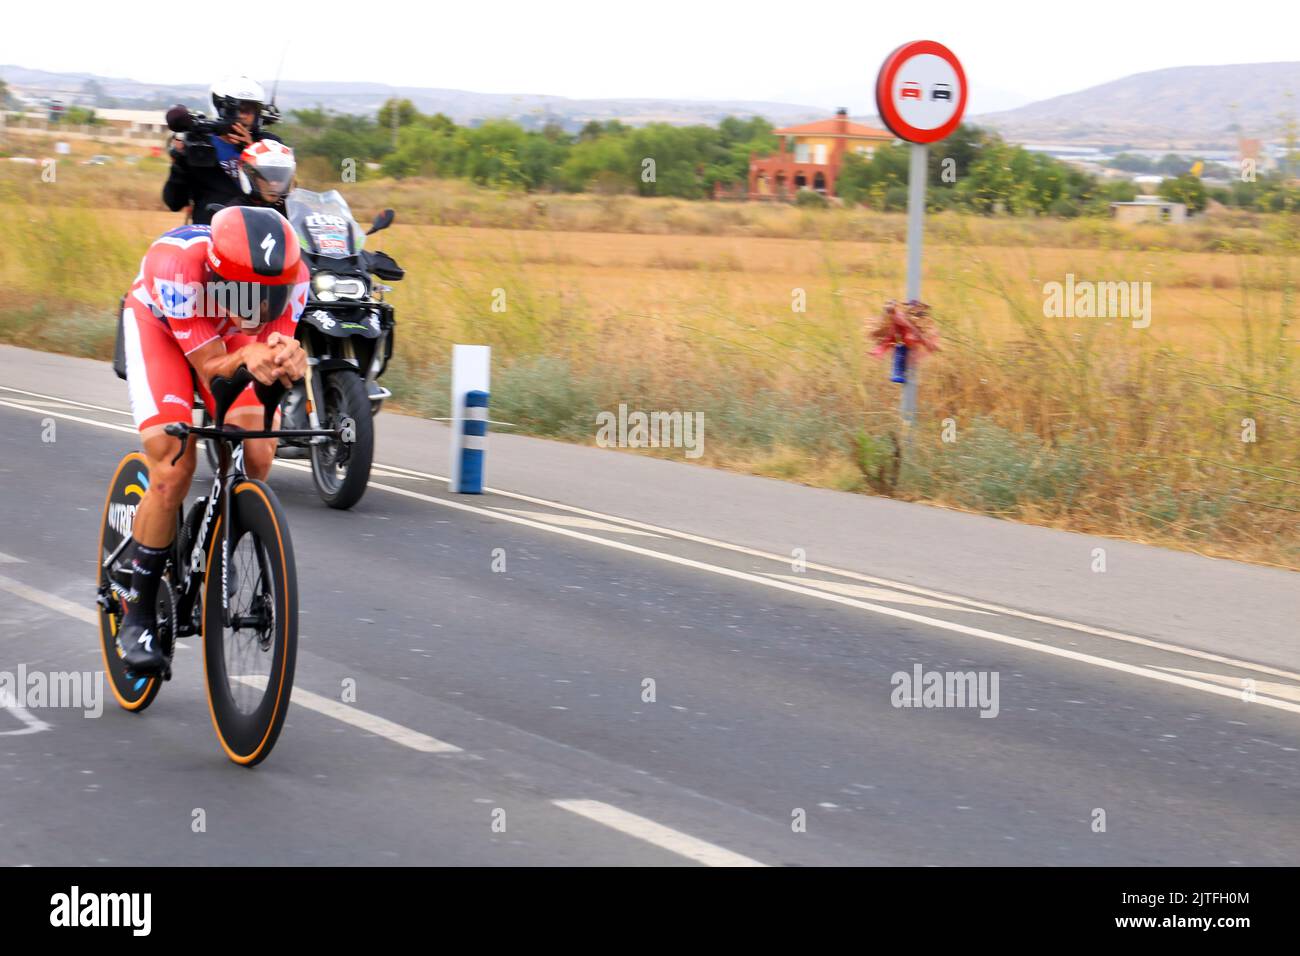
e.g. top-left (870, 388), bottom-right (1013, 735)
top-left (901, 142), bottom-right (927, 426)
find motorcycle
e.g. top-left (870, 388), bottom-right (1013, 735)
top-left (202, 189), bottom-right (404, 509)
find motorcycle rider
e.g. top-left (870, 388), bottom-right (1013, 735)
top-left (162, 75), bottom-right (284, 225)
top-left (231, 139), bottom-right (297, 216)
top-left (115, 206), bottom-right (309, 676)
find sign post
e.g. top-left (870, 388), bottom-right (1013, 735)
top-left (874, 40), bottom-right (967, 427)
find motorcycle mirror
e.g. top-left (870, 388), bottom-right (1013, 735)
top-left (366, 209), bottom-right (395, 235)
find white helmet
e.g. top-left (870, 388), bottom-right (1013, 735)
top-left (210, 75), bottom-right (267, 117)
top-left (238, 140), bottom-right (296, 202)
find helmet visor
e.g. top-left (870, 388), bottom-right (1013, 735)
top-left (258, 282), bottom-right (293, 323)
top-left (248, 162), bottom-right (295, 201)
top-left (219, 281), bottom-right (292, 329)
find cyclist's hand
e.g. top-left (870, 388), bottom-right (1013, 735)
top-left (243, 343), bottom-right (281, 386)
top-left (266, 332), bottom-right (306, 385)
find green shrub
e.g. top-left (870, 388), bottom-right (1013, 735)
top-left (795, 189), bottom-right (829, 209)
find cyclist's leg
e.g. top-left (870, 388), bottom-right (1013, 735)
top-left (198, 330), bottom-right (280, 481)
top-left (198, 387), bottom-right (279, 482)
top-left (228, 404), bottom-right (280, 481)
top-left (125, 308), bottom-right (198, 548)
top-left (119, 307), bottom-right (197, 671)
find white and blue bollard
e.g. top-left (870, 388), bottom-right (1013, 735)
top-left (449, 343), bottom-right (491, 494)
top-left (458, 391), bottom-right (489, 493)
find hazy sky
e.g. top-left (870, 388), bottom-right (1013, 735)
top-left (5, 0), bottom-right (1297, 114)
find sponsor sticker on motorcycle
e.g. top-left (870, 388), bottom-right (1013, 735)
top-left (303, 213), bottom-right (351, 255)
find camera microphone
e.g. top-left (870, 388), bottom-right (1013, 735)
top-left (165, 106), bottom-right (194, 132)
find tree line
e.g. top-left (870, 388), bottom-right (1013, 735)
top-left (278, 98), bottom-right (1299, 216)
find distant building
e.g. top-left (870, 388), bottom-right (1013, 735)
top-left (1111, 195), bottom-right (1187, 224)
top-left (0, 106), bottom-right (168, 139)
top-left (94, 109), bottom-right (169, 137)
top-left (738, 108), bottom-right (894, 200)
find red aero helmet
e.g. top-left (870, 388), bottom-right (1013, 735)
top-left (208, 205), bottom-right (306, 284)
top-left (207, 206), bottom-right (308, 323)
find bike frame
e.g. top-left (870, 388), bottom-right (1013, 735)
top-left (100, 369), bottom-right (345, 637)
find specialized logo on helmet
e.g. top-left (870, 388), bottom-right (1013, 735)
top-left (261, 232), bottom-right (276, 266)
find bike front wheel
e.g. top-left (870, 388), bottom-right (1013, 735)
top-left (202, 478), bottom-right (298, 766)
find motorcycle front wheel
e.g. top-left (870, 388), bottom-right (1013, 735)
top-left (309, 369), bottom-right (374, 510)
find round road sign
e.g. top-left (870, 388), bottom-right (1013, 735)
top-left (875, 40), bottom-right (968, 144)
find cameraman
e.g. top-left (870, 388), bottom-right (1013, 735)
top-left (162, 75), bottom-right (284, 225)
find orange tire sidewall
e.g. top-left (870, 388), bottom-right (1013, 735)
top-left (202, 481), bottom-right (292, 765)
top-left (98, 451), bottom-right (157, 711)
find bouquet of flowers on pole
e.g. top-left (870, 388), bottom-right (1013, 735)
top-left (868, 299), bottom-right (940, 383)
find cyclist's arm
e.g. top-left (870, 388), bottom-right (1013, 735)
top-left (188, 338), bottom-right (283, 388)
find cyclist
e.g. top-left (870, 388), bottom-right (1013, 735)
top-left (115, 205), bottom-right (309, 675)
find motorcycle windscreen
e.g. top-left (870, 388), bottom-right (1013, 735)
top-left (286, 188), bottom-right (365, 259)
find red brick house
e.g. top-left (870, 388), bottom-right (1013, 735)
top-left (743, 108), bottom-right (894, 200)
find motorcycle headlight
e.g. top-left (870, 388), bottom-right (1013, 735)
top-left (312, 273), bottom-right (367, 302)
top-left (313, 273), bottom-right (337, 302)
top-left (334, 278), bottom-right (367, 299)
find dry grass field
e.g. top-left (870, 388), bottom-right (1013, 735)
top-left (1, 140), bottom-right (1296, 566)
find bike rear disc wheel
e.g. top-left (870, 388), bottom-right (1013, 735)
top-left (97, 452), bottom-right (169, 711)
top-left (202, 478), bottom-right (297, 766)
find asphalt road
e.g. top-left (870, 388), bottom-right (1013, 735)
top-left (1, 348), bottom-right (1297, 866)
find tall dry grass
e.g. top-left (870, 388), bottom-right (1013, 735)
top-left (0, 160), bottom-right (1295, 565)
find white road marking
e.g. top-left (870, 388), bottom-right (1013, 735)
top-left (0, 552), bottom-right (25, 564)
top-left (0, 384), bottom-right (133, 417)
top-left (370, 467), bottom-right (425, 481)
top-left (354, 478), bottom-right (1300, 717)
top-left (0, 399), bottom-right (92, 411)
top-left (5, 392), bottom-right (1299, 715)
top-left (1153, 667), bottom-right (1300, 704)
top-left (304, 456), bottom-right (1300, 684)
top-left (0, 569), bottom-right (462, 752)
top-left (233, 676), bottom-right (462, 753)
top-left (7, 385), bottom-right (1295, 679)
top-left (552, 799), bottom-right (766, 867)
top-left (495, 508), bottom-right (663, 537)
top-left (0, 398), bottom-right (137, 435)
top-left (765, 573), bottom-right (992, 613)
top-left (0, 696), bottom-right (51, 736)
top-left (0, 574), bottom-right (98, 624)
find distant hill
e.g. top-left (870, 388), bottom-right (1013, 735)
top-left (975, 62), bottom-right (1300, 149)
top-left (10, 61), bottom-right (1297, 149)
top-left (0, 65), bottom-right (832, 131)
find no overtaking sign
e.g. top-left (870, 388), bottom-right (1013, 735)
top-left (873, 40), bottom-right (967, 426)
top-left (875, 40), bottom-right (968, 144)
